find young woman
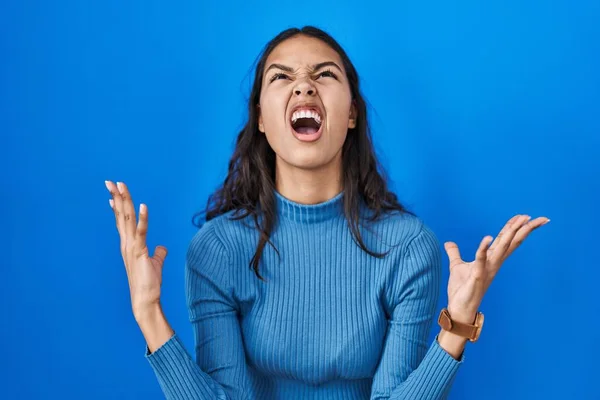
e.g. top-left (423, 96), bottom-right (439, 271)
top-left (105, 26), bottom-right (549, 399)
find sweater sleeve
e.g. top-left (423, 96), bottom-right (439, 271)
top-left (145, 222), bottom-right (255, 400)
top-left (370, 222), bottom-right (464, 400)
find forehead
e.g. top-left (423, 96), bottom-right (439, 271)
top-left (265, 35), bottom-right (344, 71)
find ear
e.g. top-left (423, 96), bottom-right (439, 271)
top-left (348, 100), bottom-right (357, 129)
top-left (257, 104), bottom-right (265, 133)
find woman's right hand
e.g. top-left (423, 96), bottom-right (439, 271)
top-left (105, 180), bottom-right (168, 323)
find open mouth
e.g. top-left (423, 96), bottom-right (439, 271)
top-left (291, 109), bottom-right (322, 135)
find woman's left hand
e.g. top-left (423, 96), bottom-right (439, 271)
top-left (443, 214), bottom-right (550, 323)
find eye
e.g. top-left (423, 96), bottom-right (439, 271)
top-left (270, 73), bottom-right (289, 83)
top-left (317, 69), bottom-right (338, 80)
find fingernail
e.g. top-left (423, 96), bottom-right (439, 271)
top-left (109, 199), bottom-right (114, 208)
top-left (140, 203), bottom-right (146, 213)
top-left (543, 218), bottom-right (550, 225)
top-left (116, 182), bottom-right (123, 193)
top-left (104, 180), bottom-right (110, 190)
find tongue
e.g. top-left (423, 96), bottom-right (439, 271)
top-left (296, 126), bottom-right (318, 134)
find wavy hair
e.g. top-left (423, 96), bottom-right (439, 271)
top-left (193, 26), bottom-right (414, 281)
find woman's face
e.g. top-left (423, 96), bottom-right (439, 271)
top-left (258, 35), bottom-right (356, 172)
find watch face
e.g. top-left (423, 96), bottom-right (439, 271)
top-left (470, 327), bottom-right (481, 342)
top-left (469, 312), bottom-right (485, 342)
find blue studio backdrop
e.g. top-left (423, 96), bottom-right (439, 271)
top-left (2, 1), bottom-right (598, 399)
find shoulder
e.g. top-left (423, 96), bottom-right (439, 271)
top-left (363, 209), bottom-right (440, 254)
top-left (385, 213), bottom-right (442, 281)
top-left (378, 212), bottom-right (443, 314)
top-left (187, 209), bottom-right (256, 264)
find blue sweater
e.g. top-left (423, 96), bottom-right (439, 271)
top-left (145, 191), bottom-right (464, 399)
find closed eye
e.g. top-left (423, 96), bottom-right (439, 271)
top-left (317, 69), bottom-right (338, 80)
top-left (269, 73), bottom-right (289, 83)
top-left (269, 69), bottom-right (338, 83)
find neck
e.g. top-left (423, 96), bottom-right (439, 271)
top-left (275, 154), bottom-right (343, 204)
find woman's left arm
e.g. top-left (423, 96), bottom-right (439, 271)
top-left (370, 215), bottom-right (549, 400)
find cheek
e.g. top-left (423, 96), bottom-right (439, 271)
top-left (323, 84), bottom-right (351, 113)
top-left (325, 96), bottom-right (352, 132)
top-left (260, 98), bottom-right (287, 130)
top-left (259, 100), bottom-right (289, 150)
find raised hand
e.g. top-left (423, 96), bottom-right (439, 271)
top-left (105, 180), bottom-right (168, 322)
top-left (443, 214), bottom-right (550, 323)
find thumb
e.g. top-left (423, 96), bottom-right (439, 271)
top-left (153, 245), bottom-right (168, 265)
top-left (444, 241), bottom-right (462, 270)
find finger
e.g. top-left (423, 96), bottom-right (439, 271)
top-left (487, 214), bottom-right (521, 254)
top-left (504, 216), bottom-right (550, 259)
top-left (106, 181), bottom-right (126, 245)
top-left (108, 198), bottom-right (125, 257)
top-left (488, 215), bottom-right (530, 262)
top-left (135, 203), bottom-right (148, 254)
top-left (475, 235), bottom-right (493, 263)
top-left (152, 245), bottom-right (168, 267)
top-left (117, 182), bottom-right (137, 241)
top-left (444, 241), bottom-right (462, 269)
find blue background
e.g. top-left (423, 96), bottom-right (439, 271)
top-left (2, 1), bottom-right (598, 399)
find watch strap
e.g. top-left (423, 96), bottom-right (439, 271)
top-left (437, 308), bottom-right (484, 342)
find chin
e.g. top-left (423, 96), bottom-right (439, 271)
top-left (283, 150), bottom-right (341, 171)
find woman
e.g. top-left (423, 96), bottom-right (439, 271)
top-left (105, 26), bottom-right (549, 399)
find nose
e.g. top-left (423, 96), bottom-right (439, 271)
top-left (293, 79), bottom-right (316, 96)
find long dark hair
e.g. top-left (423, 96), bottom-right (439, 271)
top-left (192, 26), bottom-right (414, 281)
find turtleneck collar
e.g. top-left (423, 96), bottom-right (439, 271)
top-left (274, 190), bottom-right (345, 224)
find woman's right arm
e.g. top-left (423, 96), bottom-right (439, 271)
top-left (146, 221), bottom-right (257, 400)
top-left (106, 181), bottom-right (255, 400)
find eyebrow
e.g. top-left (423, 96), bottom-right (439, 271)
top-left (264, 61), bottom-right (343, 76)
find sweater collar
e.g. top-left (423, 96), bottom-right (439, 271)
top-left (274, 190), bottom-right (344, 223)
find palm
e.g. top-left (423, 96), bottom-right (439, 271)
top-left (443, 214), bottom-right (549, 321)
top-left (106, 180), bottom-right (169, 320)
top-left (150, 254), bottom-right (164, 277)
top-left (446, 258), bottom-right (489, 316)
top-left (127, 246), bottom-right (165, 310)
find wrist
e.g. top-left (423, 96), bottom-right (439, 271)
top-left (137, 308), bottom-right (168, 333)
top-left (439, 327), bottom-right (469, 344)
top-left (437, 328), bottom-right (468, 360)
top-left (436, 305), bottom-right (484, 360)
top-left (133, 302), bottom-right (163, 324)
top-left (447, 305), bottom-right (478, 325)
top-left (135, 305), bottom-right (174, 354)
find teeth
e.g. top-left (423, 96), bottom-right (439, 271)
top-left (291, 109), bottom-right (322, 125)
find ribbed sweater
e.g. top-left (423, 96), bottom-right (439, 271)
top-left (145, 190), bottom-right (464, 399)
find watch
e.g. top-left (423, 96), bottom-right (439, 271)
top-left (437, 308), bottom-right (485, 342)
